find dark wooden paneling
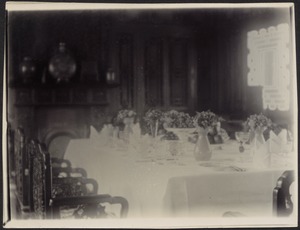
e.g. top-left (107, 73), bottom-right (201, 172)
top-left (119, 34), bottom-right (133, 108)
top-left (169, 38), bottom-right (188, 106)
top-left (144, 38), bottom-right (163, 106)
top-left (7, 8), bottom-right (293, 133)
top-left (37, 107), bottom-right (89, 144)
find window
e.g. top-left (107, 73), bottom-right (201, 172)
top-left (247, 23), bottom-right (290, 111)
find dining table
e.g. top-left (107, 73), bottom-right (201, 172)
top-left (64, 132), bottom-right (296, 219)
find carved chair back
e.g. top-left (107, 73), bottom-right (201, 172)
top-left (14, 128), bottom-right (31, 207)
top-left (29, 140), bottom-right (52, 219)
top-left (273, 170), bottom-right (295, 217)
top-left (7, 123), bottom-right (15, 176)
top-left (51, 158), bottom-right (87, 178)
top-left (29, 141), bottom-right (129, 219)
top-left (52, 177), bottom-right (98, 198)
top-left (51, 157), bottom-right (71, 169)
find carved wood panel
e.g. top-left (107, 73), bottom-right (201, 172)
top-left (14, 128), bottom-right (30, 206)
top-left (72, 88), bottom-right (88, 103)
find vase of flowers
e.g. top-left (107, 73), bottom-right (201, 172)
top-left (116, 109), bottom-right (136, 142)
top-left (143, 109), bottom-right (163, 138)
top-left (245, 113), bottom-right (272, 149)
top-left (193, 110), bottom-right (223, 161)
top-left (245, 113), bottom-right (272, 167)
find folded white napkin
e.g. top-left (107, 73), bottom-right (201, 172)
top-left (99, 124), bottom-right (109, 138)
top-left (278, 129), bottom-right (288, 145)
top-left (132, 122), bottom-right (142, 138)
top-left (97, 124), bottom-right (116, 147)
top-left (253, 139), bottom-right (270, 168)
top-left (128, 122), bottom-right (146, 155)
top-left (89, 125), bottom-right (99, 139)
top-left (268, 129), bottom-right (290, 154)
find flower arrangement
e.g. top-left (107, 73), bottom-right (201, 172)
top-left (144, 109), bottom-right (163, 127)
top-left (193, 110), bottom-right (223, 130)
top-left (115, 109), bottom-right (137, 124)
top-left (162, 110), bottom-right (194, 128)
top-left (245, 113), bottom-right (272, 131)
top-left (143, 109), bottom-right (164, 137)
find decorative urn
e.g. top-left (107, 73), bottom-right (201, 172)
top-left (48, 42), bottom-right (77, 83)
top-left (19, 56), bottom-right (36, 83)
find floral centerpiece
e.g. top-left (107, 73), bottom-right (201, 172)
top-left (244, 113), bottom-right (273, 155)
top-left (193, 110), bottom-right (223, 161)
top-left (193, 110), bottom-right (229, 144)
top-left (245, 114), bottom-right (273, 167)
top-left (193, 110), bottom-right (223, 132)
top-left (115, 109), bottom-right (137, 125)
top-left (245, 113), bottom-right (272, 132)
top-left (114, 109), bottom-right (137, 142)
top-left (161, 110), bottom-right (195, 141)
top-left (143, 109), bottom-right (163, 137)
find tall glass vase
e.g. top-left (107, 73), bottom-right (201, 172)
top-left (194, 127), bottom-right (212, 161)
top-left (150, 120), bottom-right (159, 138)
top-left (253, 127), bottom-right (266, 149)
top-left (123, 117), bottom-right (134, 143)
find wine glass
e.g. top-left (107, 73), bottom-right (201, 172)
top-left (235, 131), bottom-right (250, 153)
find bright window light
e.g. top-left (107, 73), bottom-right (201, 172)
top-left (247, 23), bottom-right (290, 111)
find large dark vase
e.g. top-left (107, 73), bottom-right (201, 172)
top-left (48, 42), bottom-right (77, 83)
top-left (19, 56), bottom-right (36, 84)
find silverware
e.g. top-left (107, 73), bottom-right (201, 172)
top-left (228, 165), bottom-right (246, 172)
top-left (215, 165), bottom-right (246, 172)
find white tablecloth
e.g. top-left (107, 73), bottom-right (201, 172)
top-left (64, 138), bottom-right (294, 218)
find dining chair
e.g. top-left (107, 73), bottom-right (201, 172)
top-left (52, 167), bottom-right (88, 178)
top-left (13, 128), bottom-right (31, 218)
top-left (52, 177), bottom-right (99, 198)
top-left (27, 140), bottom-right (98, 215)
top-left (7, 123), bottom-right (15, 177)
top-left (273, 170), bottom-right (295, 217)
top-left (29, 141), bottom-right (129, 219)
top-left (51, 154), bottom-right (111, 218)
top-left (51, 157), bottom-right (87, 178)
top-left (51, 157), bottom-right (72, 169)
top-left (47, 132), bottom-right (77, 159)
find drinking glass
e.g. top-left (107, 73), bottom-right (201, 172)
top-left (235, 131), bottom-right (250, 153)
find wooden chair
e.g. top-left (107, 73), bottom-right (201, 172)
top-left (51, 157), bottom-right (72, 169)
top-left (273, 170), bottom-right (295, 217)
top-left (51, 154), bottom-right (108, 218)
top-left (52, 177), bottom-right (98, 198)
top-left (51, 157), bottom-right (87, 178)
top-left (52, 167), bottom-right (88, 178)
top-left (26, 140), bottom-right (99, 216)
top-left (13, 128), bottom-right (31, 218)
top-left (29, 141), bottom-right (129, 219)
top-left (7, 123), bottom-right (15, 177)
